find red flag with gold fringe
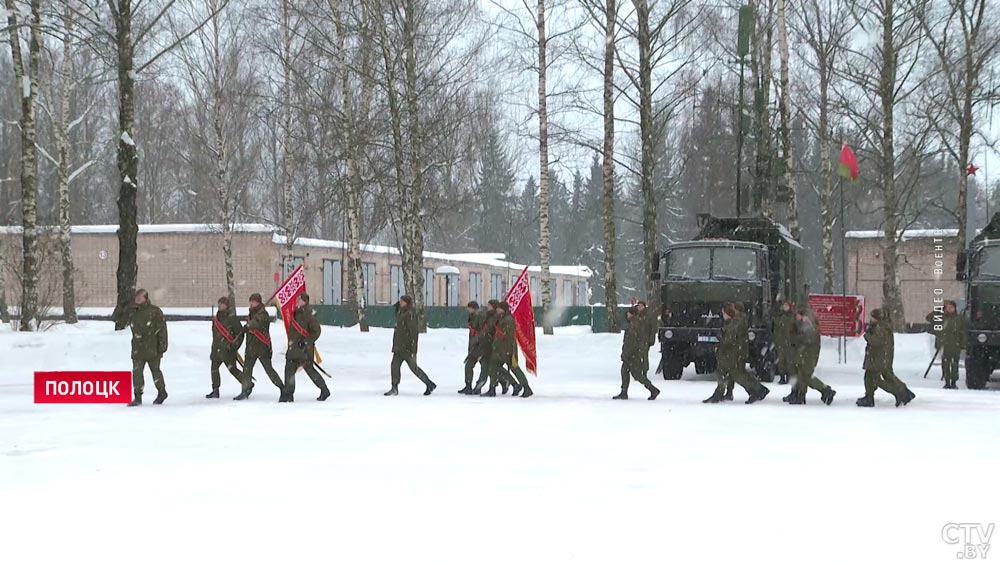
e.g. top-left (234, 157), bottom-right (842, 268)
top-left (504, 266), bottom-right (538, 374)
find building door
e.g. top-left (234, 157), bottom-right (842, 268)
top-left (470, 272), bottom-right (482, 304)
top-left (446, 274), bottom-right (459, 306)
top-left (323, 259), bottom-right (342, 304)
top-left (390, 265), bottom-right (404, 303)
top-left (490, 273), bottom-right (504, 300)
top-left (363, 262), bottom-right (377, 306)
top-left (424, 268), bottom-right (435, 306)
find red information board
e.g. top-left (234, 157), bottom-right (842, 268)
top-left (807, 294), bottom-right (865, 337)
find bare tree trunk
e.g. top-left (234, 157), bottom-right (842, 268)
top-left (206, 2), bottom-right (236, 305)
top-left (110, 0), bottom-right (139, 330)
top-left (57, 2), bottom-right (77, 323)
top-left (751, 0), bottom-right (774, 217)
top-left (0, 253), bottom-right (9, 323)
top-left (602, 0), bottom-right (619, 332)
top-left (878, 0), bottom-right (904, 328)
top-left (818, 69), bottom-right (835, 294)
top-left (5, 0), bottom-right (42, 331)
top-left (403, 0), bottom-right (426, 331)
top-left (776, 0), bottom-right (797, 239)
top-left (536, 0), bottom-right (554, 334)
top-left (339, 5), bottom-right (369, 331)
top-left (280, 0), bottom-right (295, 261)
top-left (634, 0), bottom-right (659, 312)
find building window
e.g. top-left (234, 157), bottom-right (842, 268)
top-left (424, 268), bottom-right (434, 306)
top-left (390, 265), bottom-right (404, 303)
top-left (530, 276), bottom-right (539, 303)
top-left (323, 259), bottom-right (342, 304)
top-left (363, 262), bottom-right (377, 306)
top-left (577, 281), bottom-right (588, 305)
top-left (445, 274), bottom-right (459, 306)
top-left (469, 272), bottom-right (483, 304)
top-left (491, 273), bottom-right (504, 300)
top-left (282, 255), bottom-right (304, 278)
top-left (563, 279), bottom-right (574, 305)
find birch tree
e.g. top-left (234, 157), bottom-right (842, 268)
top-left (915, 0), bottom-right (1000, 254)
top-left (775, 0), bottom-right (797, 238)
top-left (5, 0), bottom-right (42, 331)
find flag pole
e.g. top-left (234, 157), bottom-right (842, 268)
top-left (840, 174), bottom-right (847, 364)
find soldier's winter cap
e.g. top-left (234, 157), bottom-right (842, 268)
top-left (500, 302), bottom-right (511, 311)
top-left (871, 308), bottom-right (883, 320)
top-left (637, 300), bottom-right (647, 307)
top-left (487, 299), bottom-right (501, 309)
top-left (249, 293), bottom-right (263, 303)
top-left (218, 296), bottom-right (231, 307)
top-left (399, 295), bottom-right (413, 306)
top-left (467, 301), bottom-right (480, 309)
top-left (723, 303), bottom-right (737, 317)
top-left (135, 288), bottom-right (148, 299)
top-left (299, 292), bottom-right (311, 304)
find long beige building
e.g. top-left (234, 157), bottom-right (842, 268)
top-left (845, 229), bottom-right (963, 326)
top-left (0, 224), bottom-right (591, 309)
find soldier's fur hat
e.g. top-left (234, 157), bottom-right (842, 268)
top-left (399, 295), bottom-right (413, 306)
top-left (871, 308), bottom-right (883, 321)
top-left (249, 292), bottom-right (263, 304)
top-left (299, 292), bottom-right (311, 304)
top-left (467, 301), bottom-right (480, 309)
top-left (487, 299), bottom-right (501, 309)
top-left (499, 301), bottom-right (511, 312)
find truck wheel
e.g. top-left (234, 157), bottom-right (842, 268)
top-left (663, 356), bottom-right (684, 380)
top-left (965, 356), bottom-right (989, 390)
top-left (755, 356), bottom-right (776, 383)
top-left (694, 358), bottom-right (708, 374)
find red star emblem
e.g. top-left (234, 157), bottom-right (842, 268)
top-left (967, 163), bottom-right (978, 176)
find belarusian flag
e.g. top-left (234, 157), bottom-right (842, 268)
top-left (504, 266), bottom-right (538, 374)
top-left (838, 143), bottom-right (858, 180)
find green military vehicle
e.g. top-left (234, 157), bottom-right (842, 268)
top-left (956, 212), bottom-right (1000, 389)
top-left (653, 214), bottom-right (805, 381)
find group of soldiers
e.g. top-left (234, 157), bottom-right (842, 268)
top-left (125, 286), bottom-right (955, 407)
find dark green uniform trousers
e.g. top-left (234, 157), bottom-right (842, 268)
top-left (243, 354), bottom-right (283, 393)
top-left (716, 365), bottom-right (764, 398)
top-left (210, 359), bottom-right (242, 391)
top-left (391, 353), bottom-right (432, 387)
top-left (941, 351), bottom-right (960, 386)
top-left (132, 358), bottom-right (166, 397)
top-left (863, 369), bottom-right (906, 399)
top-left (464, 352), bottom-right (486, 389)
top-left (489, 358), bottom-right (530, 392)
top-left (284, 358), bottom-right (328, 397)
top-left (621, 360), bottom-right (656, 393)
top-left (791, 361), bottom-right (828, 397)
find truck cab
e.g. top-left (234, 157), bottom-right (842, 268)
top-left (655, 214), bottom-right (803, 381)
top-left (958, 239), bottom-right (1000, 389)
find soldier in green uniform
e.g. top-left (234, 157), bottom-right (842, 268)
top-left (483, 302), bottom-right (533, 398)
top-left (207, 296), bottom-right (245, 399)
top-left (471, 300), bottom-right (500, 395)
top-left (936, 300), bottom-right (966, 389)
top-left (128, 289), bottom-right (168, 407)
top-left (705, 303), bottom-right (769, 404)
top-left (385, 295), bottom-right (436, 396)
top-left (721, 303), bottom-right (749, 401)
top-left (783, 306), bottom-right (836, 405)
top-left (636, 301), bottom-right (658, 379)
top-left (773, 300), bottom-right (796, 385)
top-left (460, 301), bottom-right (488, 394)
top-left (236, 292), bottom-right (284, 400)
top-left (614, 307), bottom-right (661, 400)
top-left (283, 293), bottom-right (330, 402)
top-left (857, 308), bottom-right (916, 407)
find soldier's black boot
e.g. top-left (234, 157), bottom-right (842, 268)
top-left (423, 381), bottom-right (436, 396)
top-left (458, 386), bottom-right (473, 395)
top-left (317, 388), bottom-right (330, 401)
top-left (128, 393), bottom-right (142, 407)
top-left (512, 383), bottom-right (522, 396)
top-left (384, 386), bottom-right (398, 396)
top-left (782, 391), bottom-right (796, 403)
top-left (821, 387), bottom-right (836, 405)
top-left (233, 390), bottom-right (250, 401)
top-left (787, 392), bottom-right (806, 405)
top-left (500, 380), bottom-right (509, 395)
top-left (153, 390), bottom-right (167, 405)
top-left (703, 389), bottom-right (723, 403)
top-left (746, 386), bottom-right (769, 404)
top-left (779, 374), bottom-right (789, 385)
top-left (205, 388), bottom-right (219, 399)
top-left (647, 385), bottom-right (660, 401)
top-left (482, 386), bottom-right (497, 397)
top-left (520, 385), bottom-right (533, 398)
top-left (856, 395), bottom-right (875, 407)
top-left (613, 389), bottom-right (628, 400)
top-left (896, 388), bottom-right (915, 407)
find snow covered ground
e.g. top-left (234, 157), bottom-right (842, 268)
top-left (2, 321), bottom-right (998, 563)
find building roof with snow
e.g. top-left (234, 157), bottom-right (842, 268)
top-left (845, 229), bottom-right (959, 240)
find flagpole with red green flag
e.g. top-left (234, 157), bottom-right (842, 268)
top-left (838, 143), bottom-right (859, 363)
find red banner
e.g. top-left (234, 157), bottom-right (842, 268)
top-left (275, 265), bottom-right (306, 335)
top-left (504, 266), bottom-right (538, 374)
top-left (807, 294), bottom-right (865, 337)
top-left (34, 371), bottom-right (132, 404)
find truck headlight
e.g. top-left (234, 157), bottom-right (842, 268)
top-left (978, 333), bottom-right (988, 343)
top-left (664, 330), bottom-right (674, 339)
top-left (748, 331), bottom-right (756, 341)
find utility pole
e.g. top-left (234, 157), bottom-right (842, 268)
top-left (735, 5), bottom-right (754, 218)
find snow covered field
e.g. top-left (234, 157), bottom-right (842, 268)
top-left (2, 321), bottom-right (998, 563)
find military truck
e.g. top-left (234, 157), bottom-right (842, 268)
top-left (652, 214), bottom-right (805, 381)
top-left (956, 212), bottom-right (1000, 389)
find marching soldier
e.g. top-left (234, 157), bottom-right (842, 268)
top-left (935, 300), bottom-right (966, 389)
top-left (614, 306), bottom-right (660, 400)
top-left (484, 302), bottom-right (533, 398)
top-left (721, 302), bottom-right (749, 401)
top-left (857, 308), bottom-right (916, 407)
top-left (385, 295), bottom-right (436, 396)
top-left (773, 300), bottom-right (796, 385)
top-left (460, 301), bottom-right (488, 394)
top-left (236, 292), bottom-right (284, 400)
top-left (472, 300), bottom-right (500, 395)
top-left (283, 293), bottom-right (330, 402)
top-left (636, 301), bottom-right (658, 379)
top-left (207, 296), bottom-right (244, 399)
top-left (783, 306), bottom-right (836, 405)
top-left (705, 303), bottom-right (769, 404)
top-left (128, 289), bottom-right (168, 407)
